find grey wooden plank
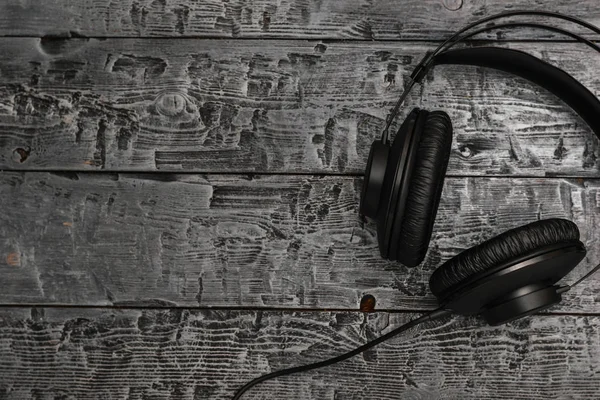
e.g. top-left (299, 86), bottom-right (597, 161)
top-left (1, 172), bottom-right (599, 312)
top-left (2, 0), bottom-right (600, 40)
top-left (0, 307), bottom-right (599, 399)
top-left (0, 39), bottom-right (599, 175)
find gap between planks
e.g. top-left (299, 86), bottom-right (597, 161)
top-left (0, 303), bottom-right (599, 318)
top-left (6, 34), bottom-right (600, 42)
top-left (3, 168), bottom-right (600, 180)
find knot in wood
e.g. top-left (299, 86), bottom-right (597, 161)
top-left (443, 0), bottom-right (463, 11)
top-left (13, 147), bottom-right (31, 163)
top-left (360, 294), bottom-right (376, 312)
top-left (458, 145), bottom-right (473, 158)
top-left (154, 91), bottom-right (187, 117)
top-left (6, 252), bottom-right (20, 267)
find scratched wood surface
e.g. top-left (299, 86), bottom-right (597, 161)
top-left (2, 0), bottom-right (600, 399)
top-left (1, 172), bottom-right (599, 313)
top-left (0, 308), bottom-right (599, 400)
top-left (1, 0), bottom-right (600, 40)
top-left (0, 39), bottom-right (599, 175)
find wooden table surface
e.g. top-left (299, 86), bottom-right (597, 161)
top-left (1, 1), bottom-right (600, 399)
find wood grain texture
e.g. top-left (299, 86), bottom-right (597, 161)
top-left (2, 0), bottom-right (600, 40)
top-left (2, 172), bottom-right (599, 312)
top-left (0, 307), bottom-right (599, 399)
top-left (0, 39), bottom-right (599, 175)
top-left (2, 2), bottom-right (600, 397)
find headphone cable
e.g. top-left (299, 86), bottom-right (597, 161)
top-left (382, 10), bottom-right (600, 143)
top-left (419, 10), bottom-right (600, 75)
top-left (558, 262), bottom-right (600, 294)
top-left (234, 11), bottom-right (600, 400)
top-left (416, 21), bottom-right (600, 81)
top-left (231, 307), bottom-right (452, 399)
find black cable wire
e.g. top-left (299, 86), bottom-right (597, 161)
top-left (442, 22), bottom-right (600, 57)
top-left (231, 307), bottom-right (452, 399)
top-left (233, 11), bottom-right (600, 400)
top-left (381, 13), bottom-right (600, 142)
top-left (568, 262), bottom-right (600, 289)
top-left (557, 262), bottom-right (600, 294)
top-left (420, 10), bottom-right (600, 73)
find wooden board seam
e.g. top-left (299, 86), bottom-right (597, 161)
top-left (8, 34), bottom-right (600, 42)
top-left (1, 305), bottom-right (599, 317)
top-left (4, 170), bottom-right (600, 180)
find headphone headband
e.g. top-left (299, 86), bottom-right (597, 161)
top-left (382, 17), bottom-right (600, 143)
top-left (431, 47), bottom-right (600, 141)
top-left (234, 12), bottom-right (600, 398)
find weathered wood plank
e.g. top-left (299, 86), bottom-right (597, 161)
top-left (2, 0), bottom-right (600, 40)
top-left (0, 307), bottom-right (599, 399)
top-left (2, 172), bottom-right (599, 312)
top-left (0, 39), bottom-right (599, 175)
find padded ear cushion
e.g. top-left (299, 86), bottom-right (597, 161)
top-left (392, 111), bottom-right (453, 266)
top-left (376, 109), bottom-right (419, 258)
top-left (429, 218), bottom-right (581, 298)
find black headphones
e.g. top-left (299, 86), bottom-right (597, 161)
top-left (361, 43), bottom-right (600, 325)
top-left (233, 11), bottom-right (600, 399)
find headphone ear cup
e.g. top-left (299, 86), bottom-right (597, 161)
top-left (359, 141), bottom-right (389, 219)
top-left (429, 218), bottom-right (581, 297)
top-left (429, 218), bottom-right (586, 325)
top-left (375, 108), bottom-right (420, 259)
top-left (390, 111), bottom-right (452, 266)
